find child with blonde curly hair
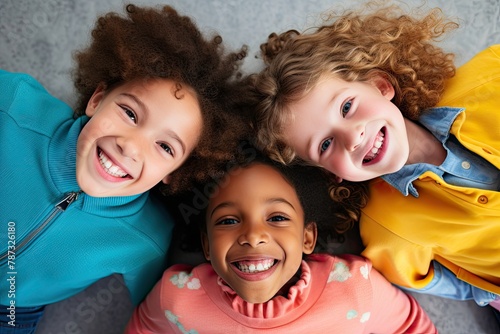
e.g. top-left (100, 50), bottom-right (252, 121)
top-left (250, 2), bottom-right (500, 315)
top-left (0, 4), bottom-right (249, 333)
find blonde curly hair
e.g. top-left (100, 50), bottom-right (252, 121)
top-left (252, 2), bottom-right (458, 164)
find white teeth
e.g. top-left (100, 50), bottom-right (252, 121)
top-left (236, 259), bottom-right (275, 273)
top-left (109, 166), bottom-right (120, 174)
top-left (98, 149), bottom-right (128, 178)
top-left (364, 131), bottom-right (384, 162)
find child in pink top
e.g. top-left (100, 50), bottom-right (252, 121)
top-left (126, 149), bottom-right (435, 333)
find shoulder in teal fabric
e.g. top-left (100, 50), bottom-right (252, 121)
top-left (0, 70), bottom-right (174, 307)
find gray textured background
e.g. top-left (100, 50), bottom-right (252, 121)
top-left (1, 0), bottom-right (499, 333)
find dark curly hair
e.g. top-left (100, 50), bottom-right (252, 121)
top-left (276, 159), bottom-right (369, 254)
top-left (168, 142), bottom-right (368, 256)
top-left (251, 2), bottom-right (458, 164)
top-left (72, 4), bottom-right (251, 193)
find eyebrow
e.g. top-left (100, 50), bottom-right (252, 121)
top-left (209, 197), bottom-right (297, 219)
top-left (121, 93), bottom-right (186, 155)
top-left (165, 130), bottom-right (186, 156)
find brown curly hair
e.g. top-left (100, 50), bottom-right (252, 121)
top-left (72, 4), bottom-right (251, 193)
top-left (276, 160), bottom-right (369, 251)
top-left (251, 2), bottom-right (458, 164)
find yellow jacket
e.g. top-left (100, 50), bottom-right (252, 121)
top-left (360, 45), bottom-right (500, 294)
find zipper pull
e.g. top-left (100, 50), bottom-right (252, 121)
top-left (56, 192), bottom-right (80, 211)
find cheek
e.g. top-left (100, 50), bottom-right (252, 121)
top-left (327, 161), bottom-right (364, 182)
top-left (207, 234), bottom-right (227, 259)
top-left (76, 127), bottom-right (96, 158)
top-left (322, 152), bottom-right (347, 174)
top-left (83, 116), bottom-right (116, 142)
top-left (386, 105), bottom-right (405, 126)
top-left (100, 117), bottom-right (116, 132)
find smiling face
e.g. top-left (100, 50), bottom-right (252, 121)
top-left (76, 78), bottom-right (202, 197)
top-left (203, 163), bottom-right (316, 303)
top-left (284, 75), bottom-right (409, 182)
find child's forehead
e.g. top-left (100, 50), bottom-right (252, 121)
top-left (111, 78), bottom-right (193, 95)
top-left (206, 162), bottom-right (305, 218)
top-left (225, 162), bottom-right (285, 182)
top-left (212, 162), bottom-right (296, 196)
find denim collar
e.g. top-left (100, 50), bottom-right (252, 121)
top-left (381, 107), bottom-right (464, 197)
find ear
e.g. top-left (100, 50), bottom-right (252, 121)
top-left (302, 222), bottom-right (317, 255)
top-left (85, 84), bottom-right (106, 117)
top-left (201, 232), bottom-right (210, 261)
top-left (370, 75), bottom-right (395, 100)
top-left (161, 175), bottom-right (172, 184)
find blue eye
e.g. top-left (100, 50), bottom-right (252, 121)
top-left (320, 138), bottom-right (332, 153)
top-left (216, 218), bottom-right (239, 225)
top-left (341, 100), bottom-right (352, 117)
top-left (159, 142), bottom-right (173, 156)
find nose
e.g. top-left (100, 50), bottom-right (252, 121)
top-left (341, 126), bottom-right (364, 152)
top-left (237, 221), bottom-right (269, 247)
top-left (116, 136), bottom-right (141, 161)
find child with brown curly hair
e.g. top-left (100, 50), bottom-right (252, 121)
top-left (250, 2), bottom-right (500, 316)
top-left (0, 4), bottom-right (248, 333)
top-left (126, 146), bottom-right (435, 333)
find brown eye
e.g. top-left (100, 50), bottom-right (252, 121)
top-left (158, 142), bottom-right (173, 156)
top-left (121, 106), bottom-right (137, 123)
top-left (216, 218), bottom-right (239, 225)
top-left (268, 215), bottom-right (288, 222)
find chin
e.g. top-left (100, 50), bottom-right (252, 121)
top-left (81, 188), bottom-right (106, 198)
top-left (79, 183), bottom-right (115, 198)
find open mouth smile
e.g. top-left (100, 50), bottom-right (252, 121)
top-left (233, 259), bottom-right (277, 274)
top-left (230, 258), bottom-right (279, 281)
top-left (98, 148), bottom-right (130, 178)
top-left (363, 128), bottom-right (385, 164)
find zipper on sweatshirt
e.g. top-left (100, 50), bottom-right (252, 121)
top-left (0, 191), bottom-right (80, 263)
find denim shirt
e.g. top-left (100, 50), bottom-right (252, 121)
top-left (381, 106), bottom-right (500, 306)
top-left (382, 107), bottom-right (500, 197)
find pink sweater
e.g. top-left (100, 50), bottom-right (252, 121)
top-left (126, 254), bottom-right (435, 333)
